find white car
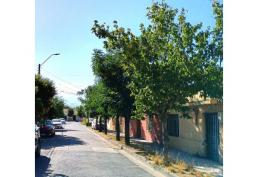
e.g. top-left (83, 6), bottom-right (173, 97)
top-left (52, 119), bottom-right (63, 129)
top-left (59, 118), bottom-right (66, 124)
top-left (91, 119), bottom-right (97, 129)
top-left (89, 118), bottom-right (94, 124)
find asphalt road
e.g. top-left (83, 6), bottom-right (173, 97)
top-left (35, 121), bottom-right (155, 177)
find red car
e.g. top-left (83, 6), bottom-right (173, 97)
top-left (40, 121), bottom-right (55, 137)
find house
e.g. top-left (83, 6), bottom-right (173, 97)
top-left (107, 94), bottom-right (223, 164)
top-left (130, 95), bottom-right (223, 163)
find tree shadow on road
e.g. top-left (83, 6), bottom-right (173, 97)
top-left (41, 135), bottom-right (86, 150)
top-left (54, 129), bottom-right (78, 133)
top-left (35, 155), bottom-right (69, 177)
top-left (35, 155), bottom-right (51, 177)
top-left (48, 174), bottom-right (69, 177)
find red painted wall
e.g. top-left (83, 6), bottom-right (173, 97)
top-left (130, 115), bottom-right (162, 143)
top-left (130, 120), bottom-right (138, 137)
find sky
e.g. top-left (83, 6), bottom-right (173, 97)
top-left (35, 0), bottom-right (218, 107)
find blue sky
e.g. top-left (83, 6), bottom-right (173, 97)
top-left (35, 0), bottom-right (217, 107)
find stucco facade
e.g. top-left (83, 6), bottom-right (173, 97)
top-left (107, 116), bottom-right (125, 133)
top-left (168, 103), bottom-right (223, 163)
top-left (106, 101), bottom-right (223, 163)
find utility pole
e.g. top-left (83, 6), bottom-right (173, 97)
top-left (38, 64), bottom-right (41, 75)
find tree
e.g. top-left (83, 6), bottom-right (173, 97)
top-left (68, 108), bottom-right (74, 117)
top-left (76, 105), bottom-right (85, 117)
top-left (92, 50), bottom-right (134, 144)
top-left (47, 96), bottom-right (65, 118)
top-left (35, 75), bottom-right (56, 122)
top-left (92, 1), bottom-right (223, 162)
top-left (80, 81), bottom-right (117, 134)
top-left (199, 1), bottom-right (223, 99)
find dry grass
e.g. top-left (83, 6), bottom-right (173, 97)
top-left (148, 154), bottom-right (165, 166)
top-left (145, 153), bottom-right (215, 177)
top-left (81, 118), bottom-right (87, 125)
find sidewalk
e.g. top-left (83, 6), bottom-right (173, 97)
top-left (131, 138), bottom-right (223, 177)
top-left (94, 128), bottom-right (222, 177)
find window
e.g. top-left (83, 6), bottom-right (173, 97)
top-left (167, 114), bottom-right (179, 137)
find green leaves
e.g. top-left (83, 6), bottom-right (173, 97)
top-left (91, 1), bottom-right (223, 118)
top-left (35, 75), bottom-right (56, 119)
top-left (47, 96), bottom-right (65, 118)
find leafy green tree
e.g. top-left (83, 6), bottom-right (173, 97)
top-left (92, 1), bottom-right (223, 162)
top-left (35, 75), bottom-right (56, 122)
top-left (76, 105), bottom-right (85, 117)
top-left (199, 1), bottom-right (223, 99)
top-left (68, 108), bottom-right (74, 117)
top-left (92, 50), bottom-right (134, 144)
top-left (80, 81), bottom-right (116, 134)
top-left (47, 96), bottom-right (65, 118)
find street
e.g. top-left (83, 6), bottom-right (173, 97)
top-left (36, 122), bottom-right (155, 177)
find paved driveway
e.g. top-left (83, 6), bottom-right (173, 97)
top-left (35, 122), bottom-right (155, 177)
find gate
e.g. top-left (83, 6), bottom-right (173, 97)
top-left (205, 112), bottom-right (220, 162)
top-left (136, 120), bottom-right (141, 138)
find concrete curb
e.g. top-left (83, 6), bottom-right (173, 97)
top-left (85, 126), bottom-right (176, 177)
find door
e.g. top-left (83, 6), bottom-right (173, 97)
top-left (136, 120), bottom-right (141, 138)
top-left (205, 113), bottom-right (220, 162)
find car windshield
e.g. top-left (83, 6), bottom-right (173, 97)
top-left (52, 119), bottom-right (60, 122)
top-left (45, 120), bottom-right (52, 125)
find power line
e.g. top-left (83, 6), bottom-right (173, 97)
top-left (41, 68), bottom-right (84, 92)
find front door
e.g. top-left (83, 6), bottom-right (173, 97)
top-left (136, 120), bottom-right (141, 138)
top-left (205, 113), bottom-right (220, 162)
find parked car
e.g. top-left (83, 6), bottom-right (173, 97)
top-left (96, 122), bottom-right (105, 131)
top-left (40, 120), bottom-right (55, 136)
top-left (35, 124), bottom-right (41, 157)
top-left (45, 119), bottom-right (53, 125)
top-left (75, 116), bottom-right (81, 122)
top-left (59, 118), bottom-right (66, 124)
top-left (52, 119), bottom-right (63, 129)
top-left (91, 119), bottom-right (104, 130)
top-left (91, 119), bottom-right (97, 129)
top-left (89, 118), bottom-right (94, 124)
top-left (67, 116), bottom-right (73, 121)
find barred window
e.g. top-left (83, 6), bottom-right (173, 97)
top-left (167, 114), bottom-right (179, 137)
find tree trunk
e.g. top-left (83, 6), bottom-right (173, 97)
top-left (104, 116), bottom-right (108, 135)
top-left (161, 112), bottom-right (169, 165)
top-left (96, 117), bottom-right (98, 130)
top-left (99, 116), bottom-right (102, 132)
top-left (125, 115), bottom-right (130, 145)
top-left (115, 115), bottom-right (120, 141)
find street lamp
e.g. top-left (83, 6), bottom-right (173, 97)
top-left (38, 53), bottom-right (60, 75)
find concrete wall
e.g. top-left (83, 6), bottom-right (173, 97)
top-left (106, 102), bottom-right (223, 163)
top-left (168, 103), bottom-right (223, 160)
top-left (168, 110), bottom-right (206, 157)
top-left (107, 117), bottom-right (125, 133)
top-left (130, 115), bottom-right (162, 143)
